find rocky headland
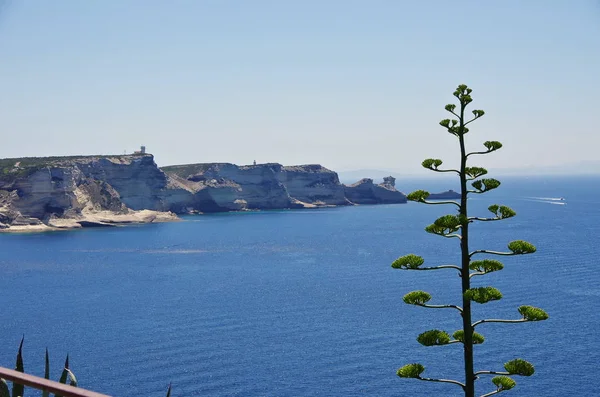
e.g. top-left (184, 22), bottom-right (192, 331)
top-left (0, 155), bottom-right (178, 232)
top-left (343, 176), bottom-right (407, 204)
top-left (427, 189), bottom-right (461, 200)
top-left (0, 154), bottom-right (410, 232)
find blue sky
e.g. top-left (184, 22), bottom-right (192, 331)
top-left (0, 1), bottom-right (599, 173)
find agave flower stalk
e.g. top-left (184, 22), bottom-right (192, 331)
top-left (392, 84), bottom-right (548, 397)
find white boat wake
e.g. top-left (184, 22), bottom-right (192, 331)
top-left (526, 197), bottom-right (565, 201)
top-left (523, 197), bottom-right (566, 205)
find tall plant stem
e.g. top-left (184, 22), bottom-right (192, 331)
top-left (459, 101), bottom-right (475, 397)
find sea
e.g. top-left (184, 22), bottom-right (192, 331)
top-left (0, 175), bottom-right (598, 397)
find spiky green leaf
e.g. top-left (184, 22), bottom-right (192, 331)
top-left (55, 355), bottom-right (70, 397)
top-left (12, 337), bottom-right (24, 397)
top-left (469, 259), bottom-right (504, 274)
top-left (43, 348), bottom-right (50, 397)
top-left (1, 379), bottom-right (10, 397)
top-left (407, 190), bottom-right (430, 202)
top-left (403, 290), bottom-right (432, 305)
top-left (45, 349), bottom-right (50, 379)
top-left (492, 376), bottom-right (516, 390)
top-left (417, 330), bottom-right (451, 346)
top-left (397, 363), bottom-right (425, 378)
top-left (15, 337), bottom-right (24, 372)
top-left (518, 305), bottom-right (549, 321)
top-left (57, 366), bottom-right (68, 382)
top-left (508, 240), bottom-right (536, 254)
top-left (66, 370), bottom-right (77, 387)
top-left (166, 383), bottom-right (172, 397)
top-left (464, 287), bottom-right (502, 304)
top-left (391, 254), bottom-right (425, 270)
top-left (504, 359), bottom-right (535, 376)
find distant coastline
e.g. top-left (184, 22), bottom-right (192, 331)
top-left (337, 166), bottom-right (600, 183)
top-left (1, 153), bottom-right (456, 233)
top-left (426, 190), bottom-right (461, 200)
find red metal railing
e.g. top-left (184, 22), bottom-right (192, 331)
top-left (0, 367), bottom-right (111, 397)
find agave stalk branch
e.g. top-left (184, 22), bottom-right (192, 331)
top-left (448, 109), bottom-right (460, 119)
top-left (472, 318), bottom-right (528, 328)
top-left (474, 371), bottom-right (510, 377)
top-left (416, 376), bottom-right (466, 389)
top-left (468, 217), bottom-right (504, 222)
top-left (466, 150), bottom-right (495, 158)
top-left (469, 250), bottom-right (516, 258)
top-left (408, 265), bottom-right (462, 272)
top-left (469, 272), bottom-right (486, 279)
top-left (467, 190), bottom-right (489, 195)
top-left (464, 117), bottom-right (481, 127)
top-left (441, 234), bottom-right (462, 239)
top-left (429, 168), bottom-right (461, 175)
top-left (417, 303), bottom-right (463, 313)
top-left (420, 200), bottom-right (461, 208)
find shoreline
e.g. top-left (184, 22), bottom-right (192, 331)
top-left (0, 201), bottom-right (412, 233)
top-left (0, 210), bottom-right (180, 233)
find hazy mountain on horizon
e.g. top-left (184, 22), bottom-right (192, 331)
top-left (338, 161), bottom-right (600, 184)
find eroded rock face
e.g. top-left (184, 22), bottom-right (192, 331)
top-left (4, 167), bottom-right (82, 220)
top-left (0, 154), bottom-right (177, 231)
top-left (76, 155), bottom-right (168, 211)
top-left (161, 163), bottom-right (294, 212)
top-left (344, 178), bottom-right (407, 204)
top-left (163, 172), bottom-right (248, 213)
top-left (161, 162), bottom-right (350, 212)
top-left (278, 165), bottom-right (349, 206)
top-left (209, 163), bottom-right (293, 209)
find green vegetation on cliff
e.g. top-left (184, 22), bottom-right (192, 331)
top-left (0, 154), bottom-right (150, 184)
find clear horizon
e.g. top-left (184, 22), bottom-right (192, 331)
top-left (1, 1), bottom-right (599, 173)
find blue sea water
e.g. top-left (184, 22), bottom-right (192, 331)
top-left (0, 175), bottom-right (598, 397)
